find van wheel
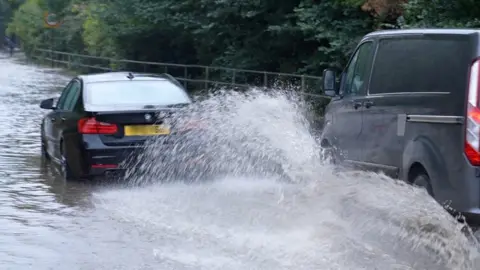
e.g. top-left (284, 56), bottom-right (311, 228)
top-left (412, 173), bottom-right (433, 196)
top-left (321, 147), bottom-right (340, 165)
top-left (60, 140), bottom-right (75, 181)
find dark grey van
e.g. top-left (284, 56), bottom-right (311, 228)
top-left (320, 29), bottom-right (480, 226)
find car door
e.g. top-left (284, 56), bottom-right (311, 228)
top-left (328, 41), bottom-right (375, 161)
top-left (44, 81), bottom-right (73, 160)
top-left (57, 79), bottom-right (86, 175)
top-left (53, 79), bottom-right (83, 154)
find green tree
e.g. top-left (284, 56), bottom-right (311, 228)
top-left (9, 0), bottom-right (478, 80)
top-left (403, 0), bottom-right (480, 28)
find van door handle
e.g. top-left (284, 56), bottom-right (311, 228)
top-left (364, 101), bottom-right (374, 108)
top-left (50, 117), bottom-right (56, 122)
top-left (60, 117), bottom-right (66, 121)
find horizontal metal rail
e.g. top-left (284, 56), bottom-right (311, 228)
top-left (31, 48), bottom-right (331, 99)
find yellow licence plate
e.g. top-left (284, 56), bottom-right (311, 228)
top-left (124, 125), bottom-right (170, 136)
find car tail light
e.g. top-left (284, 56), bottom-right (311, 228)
top-left (465, 59), bottom-right (480, 165)
top-left (78, 117), bottom-right (118, 134)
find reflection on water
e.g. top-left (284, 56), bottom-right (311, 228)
top-left (0, 55), bottom-right (93, 269)
top-left (0, 53), bottom-right (478, 269)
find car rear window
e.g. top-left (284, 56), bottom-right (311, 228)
top-left (369, 36), bottom-right (471, 94)
top-left (85, 80), bottom-right (191, 106)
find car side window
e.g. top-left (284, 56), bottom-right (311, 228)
top-left (343, 42), bottom-right (374, 96)
top-left (63, 81), bottom-right (81, 111)
top-left (56, 82), bottom-right (73, 109)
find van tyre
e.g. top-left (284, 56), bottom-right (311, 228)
top-left (321, 147), bottom-right (339, 165)
top-left (61, 140), bottom-right (75, 181)
top-left (412, 173), bottom-right (433, 196)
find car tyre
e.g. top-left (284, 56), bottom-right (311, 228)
top-left (60, 140), bottom-right (75, 181)
top-left (41, 137), bottom-right (50, 161)
top-left (412, 173), bottom-right (433, 196)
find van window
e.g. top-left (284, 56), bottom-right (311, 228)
top-left (343, 42), bottom-right (374, 96)
top-left (369, 37), bottom-right (470, 94)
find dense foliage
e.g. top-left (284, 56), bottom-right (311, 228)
top-left (0, 0), bottom-right (23, 42)
top-left (2, 0), bottom-right (479, 77)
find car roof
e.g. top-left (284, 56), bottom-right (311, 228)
top-left (365, 28), bottom-right (480, 38)
top-left (78, 71), bottom-right (182, 86)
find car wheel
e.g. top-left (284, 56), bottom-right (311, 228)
top-left (41, 137), bottom-right (50, 160)
top-left (412, 173), bottom-right (433, 196)
top-left (60, 140), bottom-right (75, 181)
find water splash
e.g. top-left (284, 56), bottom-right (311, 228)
top-left (126, 88), bottom-right (322, 185)
top-left (117, 87), bottom-right (480, 269)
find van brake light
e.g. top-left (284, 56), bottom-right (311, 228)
top-left (78, 117), bottom-right (118, 134)
top-left (465, 59), bottom-right (480, 165)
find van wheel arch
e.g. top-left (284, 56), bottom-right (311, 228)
top-left (408, 162), bottom-right (433, 196)
top-left (403, 136), bottom-right (453, 196)
top-left (320, 138), bottom-right (341, 164)
top-left (320, 139), bottom-right (331, 148)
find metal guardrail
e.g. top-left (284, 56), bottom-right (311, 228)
top-left (30, 48), bottom-right (330, 99)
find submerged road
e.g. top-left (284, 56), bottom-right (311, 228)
top-left (0, 54), bottom-right (479, 269)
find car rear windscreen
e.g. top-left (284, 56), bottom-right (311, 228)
top-left (85, 80), bottom-right (191, 106)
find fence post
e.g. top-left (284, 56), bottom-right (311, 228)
top-left (204, 67), bottom-right (209, 90)
top-left (232, 69), bottom-right (236, 85)
top-left (67, 54), bottom-right (71, 69)
top-left (263, 72), bottom-right (267, 88)
top-left (183, 66), bottom-right (187, 88)
top-left (50, 30), bottom-right (54, 68)
top-left (109, 59), bottom-right (117, 72)
top-left (301, 75), bottom-right (305, 92)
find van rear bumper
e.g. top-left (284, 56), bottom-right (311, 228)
top-left (459, 209), bottom-right (480, 225)
top-left (442, 156), bottom-right (480, 226)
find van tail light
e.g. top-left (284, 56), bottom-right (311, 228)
top-left (465, 59), bottom-right (480, 165)
top-left (78, 117), bottom-right (118, 134)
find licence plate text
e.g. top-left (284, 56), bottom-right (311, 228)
top-left (124, 125), bottom-right (170, 136)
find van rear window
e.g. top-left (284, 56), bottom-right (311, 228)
top-left (369, 37), bottom-right (471, 94)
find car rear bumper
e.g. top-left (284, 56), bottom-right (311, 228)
top-left (86, 147), bottom-right (139, 176)
top-left (81, 134), bottom-right (208, 178)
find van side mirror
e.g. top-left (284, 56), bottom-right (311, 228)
top-left (40, 98), bottom-right (55, 110)
top-left (322, 69), bottom-right (337, 96)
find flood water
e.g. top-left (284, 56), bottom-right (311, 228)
top-left (0, 54), bottom-right (479, 270)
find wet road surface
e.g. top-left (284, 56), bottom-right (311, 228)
top-left (0, 54), bottom-right (479, 269)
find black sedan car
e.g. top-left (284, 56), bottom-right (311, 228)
top-left (39, 71), bottom-right (200, 180)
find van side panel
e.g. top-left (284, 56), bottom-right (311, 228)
top-left (362, 32), bottom-right (480, 219)
top-left (361, 93), bottom-right (458, 171)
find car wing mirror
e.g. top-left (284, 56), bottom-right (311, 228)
top-left (40, 98), bottom-right (55, 110)
top-left (322, 69), bottom-right (338, 97)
